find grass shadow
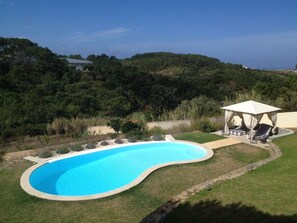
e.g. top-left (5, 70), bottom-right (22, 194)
top-left (154, 199), bottom-right (297, 223)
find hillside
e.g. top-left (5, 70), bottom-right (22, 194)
top-left (122, 52), bottom-right (223, 76)
top-left (0, 38), bottom-right (296, 138)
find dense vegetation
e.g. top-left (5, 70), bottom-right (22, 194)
top-left (1, 38), bottom-right (297, 138)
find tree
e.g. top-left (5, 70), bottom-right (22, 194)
top-left (69, 54), bottom-right (83, 59)
top-left (121, 120), bottom-right (142, 134)
top-left (107, 119), bottom-right (122, 134)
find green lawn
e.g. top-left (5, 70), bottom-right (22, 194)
top-left (164, 133), bottom-right (297, 223)
top-left (0, 141), bottom-right (269, 223)
top-left (173, 132), bottom-right (225, 144)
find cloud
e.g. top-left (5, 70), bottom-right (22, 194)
top-left (70, 27), bottom-right (132, 43)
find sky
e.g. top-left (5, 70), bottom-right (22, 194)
top-left (1, 0), bottom-right (297, 69)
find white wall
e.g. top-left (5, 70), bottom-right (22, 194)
top-left (87, 120), bottom-right (192, 135)
top-left (233, 111), bottom-right (297, 128)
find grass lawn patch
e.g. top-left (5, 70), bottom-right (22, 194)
top-left (0, 142), bottom-right (269, 223)
top-left (173, 132), bottom-right (225, 144)
top-left (163, 133), bottom-right (297, 223)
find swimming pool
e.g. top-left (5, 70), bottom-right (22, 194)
top-left (21, 141), bottom-right (213, 201)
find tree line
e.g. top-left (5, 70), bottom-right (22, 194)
top-left (0, 38), bottom-right (296, 139)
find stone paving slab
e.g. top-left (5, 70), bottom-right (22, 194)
top-left (23, 156), bottom-right (46, 163)
top-left (202, 138), bottom-right (242, 149)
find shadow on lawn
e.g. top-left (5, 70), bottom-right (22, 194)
top-left (160, 200), bottom-right (297, 223)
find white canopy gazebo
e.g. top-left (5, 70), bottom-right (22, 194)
top-left (221, 100), bottom-right (281, 137)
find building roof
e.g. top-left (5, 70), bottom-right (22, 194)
top-left (65, 58), bottom-right (93, 64)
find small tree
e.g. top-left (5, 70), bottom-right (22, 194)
top-left (107, 119), bottom-right (122, 134)
top-left (121, 120), bottom-right (142, 134)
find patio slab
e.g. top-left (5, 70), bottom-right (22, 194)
top-left (202, 138), bottom-right (241, 150)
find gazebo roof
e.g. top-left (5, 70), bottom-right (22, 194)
top-left (221, 100), bottom-right (281, 115)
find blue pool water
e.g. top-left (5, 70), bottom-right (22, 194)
top-left (29, 142), bottom-right (208, 197)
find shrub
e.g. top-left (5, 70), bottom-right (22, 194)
top-left (24, 124), bottom-right (47, 136)
top-left (56, 148), bottom-right (70, 154)
top-left (194, 118), bottom-right (217, 133)
top-left (100, 140), bottom-right (109, 146)
top-left (163, 96), bottom-right (221, 120)
top-left (47, 117), bottom-right (87, 137)
top-left (86, 143), bottom-right (96, 149)
top-left (148, 126), bottom-right (164, 136)
top-left (152, 134), bottom-right (164, 141)
top-left (114, 138), bottom-right (123, 144)
top-left (128, 137), bottom-right (137, 143)
top-left (125, 129), bottom-right (143, 140)
top-left (121, 120), bottom-right (143, 134)
top-left (107, 133), bottom-right (118, 139)
top-left (0, 151), bottom-right (5, 162)
top-left (71, 145), bottom-right (83, 152)
top-left (38, 151), bottom-right (53, 158)
top-left (128, 112), bottom-right (147, 126)
top-left (66, 118), bottom-right (87, 138)
top-left (107, 119), bottom-right (122, 133)
top-left (47, 118), bottom-right (67, 135)
top-left (141, 136), bottom-right (151, 141)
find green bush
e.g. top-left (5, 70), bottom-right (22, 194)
top-left (47, 117), bottom-right (87, 137)
top-left (141, 136), bottom-right (151, 141)
top-left (56, 148), bottom-right (70, 154)
top-left (86, 143), bottom-right (96, 149)
top-left (122, 120), bottom-right (143, 134)
top-left (194, 118), bottom-right (217, 133)
top-left (128, 137), bottom-right (137, 143)
top-left (100, 140), bottom-right (109, 146)
top-left (115, 138), bottom-right (123, 144)
top-left (107, 133), bottom-right (118, 139)
top-left (107, 119), bottom-right (123, 133)
top-left (125, 129), bottom-right (143, 140)
top-left (152, 134), bottom-right (164, 141)
top-left (71, 145), bottom-right (83, 152)
top-left (0, 151), bottom-right (5, 162)
top-left (38, 151), bottom-right (53, 158)
top-left (148, 126), bottom-right (164, 136)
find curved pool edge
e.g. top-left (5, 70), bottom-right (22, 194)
top-left (20, 140), bottom-right (213, 201)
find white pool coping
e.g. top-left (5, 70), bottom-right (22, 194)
top-left (20, 140), bottom-right (213, 201)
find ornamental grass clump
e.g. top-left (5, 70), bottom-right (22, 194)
top-left (152, 134), bottom-right (164, 141)
top-left (114, 138), bottom-right (123, 144)
top-left (128, 137), bottom-right (137, 143)
top-left (38, 151), bottom-right (53, 158)
top-left (86, 143), bottom-right (96, 149)
top-left (70, 145), bottom-right (84, 152)
top-left (56, 148), bottom-right (70, 154)
top-left (0, 151), bottom-right (5, 162)
top-left (100, 140), bottom-right (109, 146)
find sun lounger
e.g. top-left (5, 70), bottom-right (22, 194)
top-left (252, 123), bottom-right (272, 143)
